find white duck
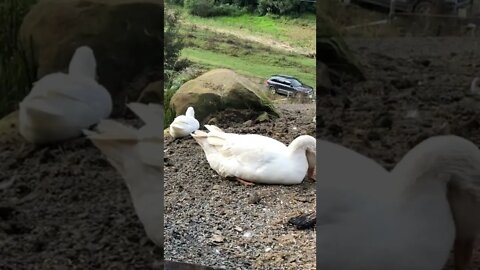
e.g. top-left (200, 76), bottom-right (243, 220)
top-left (83, 102), bottom-right (163, 248)
top-left (191, 125), bottom-right (316, 186)
top-left (317, 135), bottom-right (480, 270)
top-left (169, 106), bottom-right (199, 138)
top-left (19, 46), bottom-right (112, 145)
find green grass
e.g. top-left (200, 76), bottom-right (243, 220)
top-left (180, 26), bottom-right (315, 87)
top-left (165, 6), bottom-right (315, 128)
top-left (181, 48), bottom-right (315, 87)
top-left (182, 11), bottom-right (315, 51)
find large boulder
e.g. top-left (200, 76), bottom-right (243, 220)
top-left (318, 10), bottom-right (365, 83)
top-left (170, 69), bottom-right (278, 124)
top-left (19, 0), bottom-right (163, 116)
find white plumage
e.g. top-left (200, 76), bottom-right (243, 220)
top-left (192, 125), bottom-right (316, 185)
top-left (169, 106), bottom-right (199, 138)
top-left (19, 46), bottom-right (112, 144)
top-left (84, 102), bottom-right (163, 247)
top-left (317, 135), bottom-right (480, 270)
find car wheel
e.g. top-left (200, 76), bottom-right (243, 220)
top-left (413, 0), bottom-right (434, 14)
top-left (269, 86), bottom-right (276, 95)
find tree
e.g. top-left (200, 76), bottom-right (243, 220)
top-left (164, 9), bottom-right (184, 83)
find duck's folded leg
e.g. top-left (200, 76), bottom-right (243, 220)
top-left (236, 177), bottom-right (255, 186)
top-left (454, 237), bottom-right (475, 270)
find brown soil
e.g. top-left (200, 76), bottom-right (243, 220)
top-left (164, 103), bottom-right (316, 270)
top-left (317, 36), bottom-right (480, 270)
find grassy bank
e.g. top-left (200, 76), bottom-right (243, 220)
top-left (165, 5), bottom-right (315, 127)
top-left (178, 13), bottom-right (316, 87)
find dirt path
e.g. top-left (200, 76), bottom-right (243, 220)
top-left (164, 103), bottom-right (315, 270)
top-left (317, 36), bottom-right (480, 269)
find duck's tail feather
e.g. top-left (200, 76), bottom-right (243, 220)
top-left (127, 102), bottom-right (162, 127)
top-left (84, 122), bottom-right (163, 247)
top-left (204, 124), bottom-right (224, 133)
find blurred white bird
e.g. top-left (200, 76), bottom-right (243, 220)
top-left (169, 106), bottom-right (199, 138)
top-left (84, 102), bottom-right (163, 247)
top-left (19, 46), bottom-right (112, 144)
top-left (317, 135), bottom-right (480, 270)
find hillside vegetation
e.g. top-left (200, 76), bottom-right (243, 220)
top-left (165, 1), bottom-right (316, 127)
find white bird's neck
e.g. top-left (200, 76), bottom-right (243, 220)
top-left (288, 135), bottom-right (316, 167)
top-left (391, 136), bottom-right (480, 195)
top-left (68, 46), bottom-right (97, 80)
top-left (186, 107), bottom-right (195, 118)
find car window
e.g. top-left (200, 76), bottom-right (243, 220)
top-left (290, 79), bottom-right (302, 87)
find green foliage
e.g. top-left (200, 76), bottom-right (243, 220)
top-left (184, 0), bottom-right (243, 17)
top-left (165, 0), bottom-right (184, 5)
top-left (164, 9), bottom-right (184, 72)
top-left (178, 0), bottom-right (314, 16)
top-left (0, 0), bottom-right (37, 118)
top-left (164, 68), bottom-right (203, 128)
top-left (257, 0), bottom-right (314, 15)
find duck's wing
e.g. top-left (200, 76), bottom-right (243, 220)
top-left (170, 115), bottom-right (199, 130)
top-left (204, 124), bottom-right (224, 133)
top-left (208, 132), bottom-right (285, 167)
top-left (30, 73), bottom-right (106, 103)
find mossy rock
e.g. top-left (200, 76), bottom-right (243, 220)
top-left (170, 69), bottom-right (278, 124)
top-left (318, 10), bottom-right (365, 83)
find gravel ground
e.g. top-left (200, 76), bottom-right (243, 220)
top-left (317, 36), bottom-right (480, 270)
top-left (164, 103), bottom-right (316, 270)
top-left (0, 119), bottom-right (163, 269)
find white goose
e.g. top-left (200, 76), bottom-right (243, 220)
top-left (191, 125), bottom-right (316, 185)
top-left (83, 102), bottom-right (163, 248)
top-left (317, 135), bottom-right (480, 270)
top-left (19, 46), bottom-right (112, 145)
top-left (169, 106), bottom-right (199, 138)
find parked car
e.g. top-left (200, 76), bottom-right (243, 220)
top-left (265, 75), bottom-right (314, 98)
top-left (354, 0), bottom-right (470, 14)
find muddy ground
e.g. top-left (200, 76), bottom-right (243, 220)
top-left (164, 103), bottom-right (316, 270)
top-left (317, 36), bottom-right (480, 269)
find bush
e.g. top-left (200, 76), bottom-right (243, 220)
top-left (165, 0), bottom-right (184, 5)
top-left (164, 9), bottom-right (184, 71)
top-left (257, 0), bottom-right (314, 16)
top-left (0, 0), bottom-right (37, 118)
top-left (164, 67), bottom-right (203, 128)
top-left (185, 0), bottom-right (243, 17)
